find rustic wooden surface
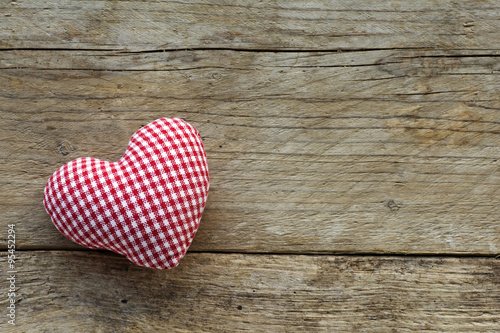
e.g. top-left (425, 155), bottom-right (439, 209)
top-left (1, 0), bottom-right (499, 331)
top-left (1, 252), bottom-right (500, 332)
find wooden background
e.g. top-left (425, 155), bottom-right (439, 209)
top-left (1, 0), bottom-right (499, 331)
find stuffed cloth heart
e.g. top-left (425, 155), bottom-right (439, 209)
top-left (44, 118), bottom-right (209, 269)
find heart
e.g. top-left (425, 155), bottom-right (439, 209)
top-left (43, 118), bottom-right (209, 269)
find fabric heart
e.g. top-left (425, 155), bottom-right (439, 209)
top-left (43, 118), bottom-right (209, 269)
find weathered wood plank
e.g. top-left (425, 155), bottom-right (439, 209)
top-left (1, 50), bottom-right (499, 254)
top-left (1, 0), bottom-right (500, 51)
top-left (0, 251), bottom-right (498, 332)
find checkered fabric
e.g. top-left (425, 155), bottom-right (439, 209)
top-left (44, 118), bottom-right (209, 269)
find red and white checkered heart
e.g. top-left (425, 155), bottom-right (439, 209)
top-left (43, 118), bottom-right (209, 269)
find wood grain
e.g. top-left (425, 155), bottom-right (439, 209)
top-left (0, 251), bottom-right (498, 332)
top-left (1, 0), bottom-right (500, 51)
top-left (1, 49), bottom-right (499, 254)
top-left (1, 1), bottom-right (500, 331)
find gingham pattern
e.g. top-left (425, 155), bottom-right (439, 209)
top-left (44, 118), bottom-right (209, 269)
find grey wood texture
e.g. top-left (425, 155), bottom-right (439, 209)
top-left (0, 0), bottom-right (499, 331)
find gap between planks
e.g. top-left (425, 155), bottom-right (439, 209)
top-left (4, 249), bottom-right (499, 259)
